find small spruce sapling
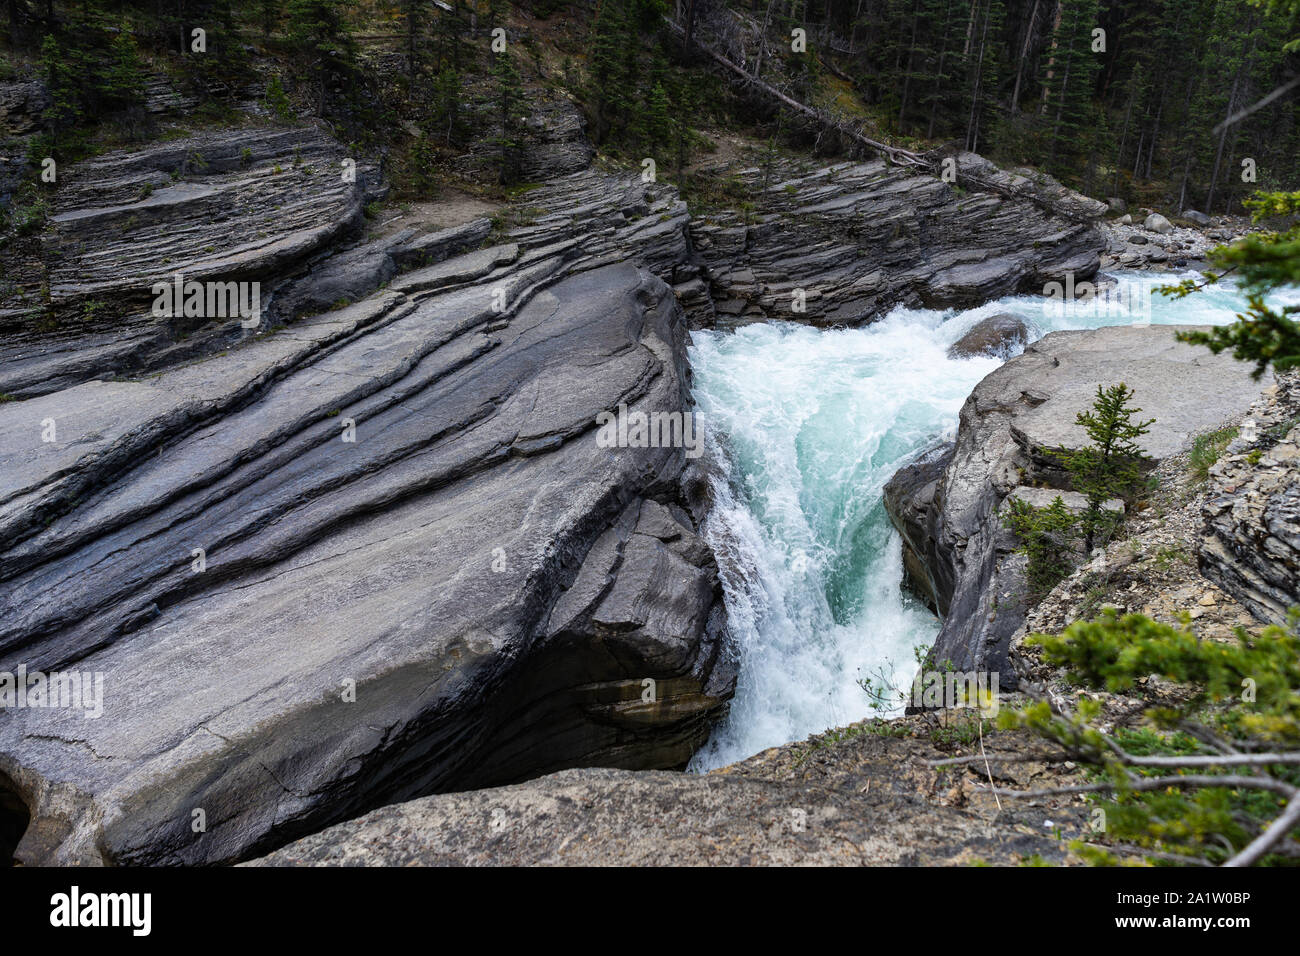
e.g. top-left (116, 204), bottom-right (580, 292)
top-left (1003, 494), bottom-right (1079, 599)
top-left (1057, 383), bottom-right (1154, 552)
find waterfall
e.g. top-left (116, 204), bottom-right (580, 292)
top-left (687, 271), bottom-right (1293, 769)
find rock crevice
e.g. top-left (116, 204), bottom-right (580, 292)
top-left (0, 117), bottom-right (1117, 865)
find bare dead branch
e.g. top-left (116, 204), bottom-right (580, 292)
top-left (928, 751), bottom-right (1081, 767)
top-left (1122, 752), bottom-right (1300, 768)
top-left (1225, 790), bottom-right (1300, 867)
top-left (1211, 74), bottom-right (1300, 135)
top-left (979, 773), bottom-right (1298, 800)
top-left (1078, 841), bottom-right (1216, 867)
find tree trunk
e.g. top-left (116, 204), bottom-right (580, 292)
top-left (1047, 34), bottom-right (1072, 168)
top-left (966, 0), bottom-right (991, 152)
top-left (1144, 93), bottom-right (1163, 181)
top-left (1040, 0), bottom-right (1062, 113)
top-left (1207, 25), bottom-right (1258, 214)
top-left (1205, 72), bottom-right (1240, 214)
top-left (1010, 0), bottom-right (1041, 116)
top-left (754, 0), bottom-right (778, 79)
top-left (928, 0), bottom-right (953, 138)
top-left (408, 1), bottom-right (418, 84)
top-left (899, 0), bottom-right (920, 131)
top-left (1113, 82), bottom-right (1134, 194)
top-left (962, 0), bottom-right (977, 57)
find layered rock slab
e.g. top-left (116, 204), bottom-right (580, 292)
top-left (0, 257), bottom-right (733, 865)
top-left (885, 325), bottom-right (1266, 678)
top-left (689, 152), bottom-right (1106, 328)
top-left (0, 126), bottom-right (373, 398)
top-left (1200, 371), bottom-right (1300, 624)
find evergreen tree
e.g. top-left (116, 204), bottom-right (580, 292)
top-left (1002, 609), bottom-right (1300, 866)
top-left (1042, 0), bottom-right (1102, 176)
top-left (105, 22), bottom-right (147, 108)
top-left (1003, 494), bottom-right (1079, 599)
top-left (430, 67), bottom-right (464, 146)
top-left (587, 0), bottom-right (630, 144)
top-left (491, 49), bottom-right (525, 185)
top-left (641, 82), bottom-right (673, 154)
top-left (1172, 189), bottom-right (1300, 377)
top-left (286, 0), bottom-right (357, 117)
top-left (1057, 383), bottom-right (1155, 552)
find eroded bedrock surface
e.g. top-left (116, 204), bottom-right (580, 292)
top-left (885, 325), bottom-right (1266, 678)
top-left (0, 118), bottom-right (1111, 865)
top-left (0, 257), bottom-right (733, 865)
top-left (247, 723), bottom-right (1083, 867)
top-left (688, 152), bottom-right (1107, 328)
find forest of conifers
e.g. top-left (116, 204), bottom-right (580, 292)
top-left (2, 0), bottom-right (1299, 215)
top-left (675, 0), bottom-right (1300, 213)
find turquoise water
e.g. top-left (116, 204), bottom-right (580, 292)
top-left (686, 273), bottom-right (1299, 769)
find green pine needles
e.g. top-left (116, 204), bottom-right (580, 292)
top-left (1003, 383), bottom-right (1153, 601)
top-left (1057, 383), bottom-right (1155, 552)
top-left (1003, 495), bottom-right (1078, 600)
top-left (1170, 190), bottom-right (1300, 379)
top-left (988, 609), bottom-right (1300, 866)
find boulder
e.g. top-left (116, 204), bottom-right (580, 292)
top-left (947, 313), bottom-right (1035, 359)
top-left (885, 325), bottom-right (1267, 678)
top-left (1181, 209), bottom-right (1212, 227)
top-left (1144, 212), bottom-right (1174, 234)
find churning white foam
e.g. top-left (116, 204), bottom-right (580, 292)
top-left (687, 272), bottom-right (1295, 770)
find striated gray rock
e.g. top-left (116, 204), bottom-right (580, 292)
top-left (503, 167), bottom-right (693, 281)
top-left (0, 114), bottom-right (1125, 867)
top-left (687, 152), bottom-right (1105, 328)
top-left (466, 95), bottom-right (595, 184)
top-left (1182, 209), bottom-right (1212, 227)
top-left (0, 81), bottom-right (50, 137)
top-left (42, 126), bottom-right (365, 305)
top-left (947, 313), bottom-right (1034, 359)
top-left (0, 245), bottom-right (733, 865)
top-left (885, 325), bottom-right (1266, 679)
top-left (517, 99), bottom-right (597, 182)
top-left (268, 217), bottom-right (495, 323)
top-left (0, 126), bottom-right (373, 398)
top-left (1199, 371), bottom-right (1300, 624)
